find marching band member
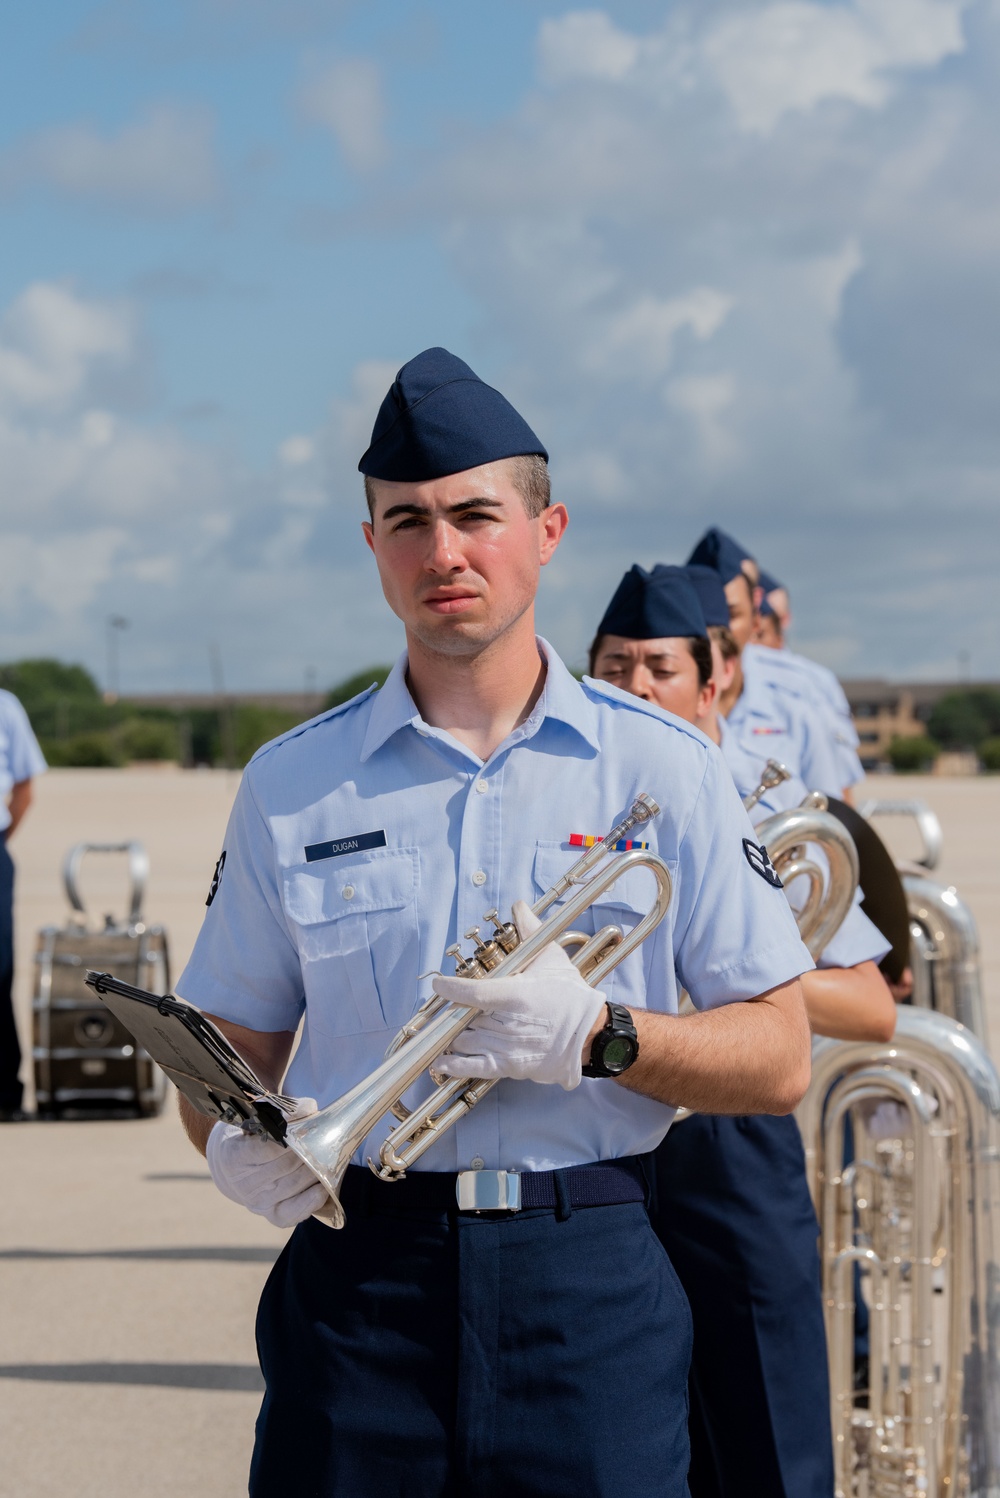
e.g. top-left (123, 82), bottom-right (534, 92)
top-left (687, 527), bottom-right (855, 799)
top-left (176, 349), bottom-right (814, 1498)
top-left (589, 562), bottom-right (895, 1498)
top-left (750, 567), bottom-right (865, 802)
top-left (0, 687), bottom-right (46, 1123)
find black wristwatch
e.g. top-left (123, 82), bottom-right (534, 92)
top-left (582, 1002), bottom-right (639, 1078)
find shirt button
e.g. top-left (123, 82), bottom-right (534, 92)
top-left (475, 780), bottom-right (488, 794)
top-left (472, 870), bottom-right (487, 887)
top-left (342, 885), bottom-right (355, 900)
top-left (471, 1157), bottom-right (485, 1171)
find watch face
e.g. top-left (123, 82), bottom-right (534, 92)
top-left (601, 1034), bottom-right (636, 1073)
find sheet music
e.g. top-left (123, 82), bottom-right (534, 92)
top-left (84, 971), bottom-right (294, 1142)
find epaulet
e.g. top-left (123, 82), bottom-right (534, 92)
top-left (582, 675), bottom-right (713, 746)
top-left (246, 683), bottom-right (380, 767)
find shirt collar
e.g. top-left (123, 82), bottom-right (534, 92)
top-left (359, 637), bottom-right (601, 763)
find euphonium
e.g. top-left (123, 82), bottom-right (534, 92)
top-left (285, 794), bottom-right (673, 1228)
top-left (743, 761), bottom-right (860, 957)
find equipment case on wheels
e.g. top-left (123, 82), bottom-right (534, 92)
top-left (33, 841), bottom-right (170, 1118)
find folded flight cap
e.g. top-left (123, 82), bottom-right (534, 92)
top-left (597, 565), bottom-right (709, 642)
top-left (684, 565), bottom-right (731, 629)
top-left (358, 346), bottom-right (548, 481)
top-left (685, 526), bottom-right (755, 586)
top-left (757, 567), bottom-right (785, 620)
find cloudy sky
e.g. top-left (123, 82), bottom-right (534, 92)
top-left (1, 0), bottom-right (997, 693)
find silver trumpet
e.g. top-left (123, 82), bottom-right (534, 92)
top-left (285, 794), bottom-right (673, 1228)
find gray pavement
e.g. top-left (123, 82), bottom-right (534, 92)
top-left (0, 767), bottom-right (997, 1495)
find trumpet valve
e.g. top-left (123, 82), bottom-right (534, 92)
top-left (446, 942), bottom-right (482, 978)
top-left (471, 938), bottom-right (504, 971)
top-left (485, 909), bottom-right (520, 954)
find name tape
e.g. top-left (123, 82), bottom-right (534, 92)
top-left (305, 830), bottom-right (387, 862)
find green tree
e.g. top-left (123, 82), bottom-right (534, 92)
top-left (0, 658), bottom-right (107, 740)
top-left (927, 689), bottom-right (1000, 750)
top-left (324, 665), bottom-right (392, 710)
top-left (979, 737), bottom-right (1000, 772)
top-left (888, 735), bottom-right (939, 773)
top-left (118, 717), bottom-right (180, 762)
top-left (232, 705), bottom-right (303, 766)
top-left (46, 732), bottom-right (126, 768)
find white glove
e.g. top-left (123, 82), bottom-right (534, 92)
top-left (434, 901), bottom-right (606, 1091)
top-left (206, 1097), bottom-right (331, 1228)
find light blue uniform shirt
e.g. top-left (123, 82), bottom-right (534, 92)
top-left (179, 642), bottom-right (812, 1174)
top-left (718, 719), bottom-right (889, 973)
top-left (727, 648), bottom-right (846, 799)
top-left (0, 690), bottom-right (47, 833)
top-left (743, 644), bottom-right (864, 789)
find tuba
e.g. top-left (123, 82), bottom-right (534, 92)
top-left (285, 795), bottom-right (673, 1228)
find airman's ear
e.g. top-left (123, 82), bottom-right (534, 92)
top-left (538, 502), bottom-right (569, 566)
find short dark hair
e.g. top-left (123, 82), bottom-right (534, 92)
top-left (364, 454), bottom-right (550, 520)
top-left (587, 633), bottom-right (713, 688)
top-left (708, 623), bottom-right (740, 662)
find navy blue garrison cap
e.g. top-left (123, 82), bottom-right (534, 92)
top-left (758, 567), bottom-right (784, 619)
top-left (358, 347), bottom-right (548, 482)
top-left (684, 564), bottom-right (730, 628)
top-left (686, 526), bottom-right (754, 586)
top-left (597, 564), bottom-right (708, 642)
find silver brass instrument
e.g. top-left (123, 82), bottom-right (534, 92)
top-left (799, 799), bottom-right (1000, 1496)
top-left (860, 798), bottom-right (988, 1042)
top-left (742, 760), bottom-right (861, 958)
top-left (286, 795), bottom-right (673, 1228)
top-left (799, 1007), bottom-right (1000, 1497)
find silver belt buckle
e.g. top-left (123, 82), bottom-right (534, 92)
top-left (456, 1169), bottom-right (522, 1212)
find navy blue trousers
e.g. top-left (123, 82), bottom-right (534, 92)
top-left (651, 1115), bottom-right (833, 1498)
top-left (0, 841), bottom-right (21, 1111)
top-left (251, 1176), bottom-right (693, 1497)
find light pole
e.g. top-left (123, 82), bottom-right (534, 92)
top-left (105, 616), bottom-right (128, 704)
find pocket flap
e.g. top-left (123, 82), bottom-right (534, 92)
top-left (283, 849), bottom-right (418, 926)
top-left (532, 842), bottom-right (651, 916)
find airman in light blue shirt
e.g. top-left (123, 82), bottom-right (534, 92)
top-left (180, 638), bottom-right (813, 1173)
top-left (175, 350), bottom-right (815, 1498)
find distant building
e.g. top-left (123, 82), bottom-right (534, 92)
top-left (841, 680), bottom-right (999, 768)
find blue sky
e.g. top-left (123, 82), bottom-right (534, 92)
top-left (0, 0), bottom-right (996, 693)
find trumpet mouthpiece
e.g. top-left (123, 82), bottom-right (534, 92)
top-left (632, 793), bottom-right (660, 822)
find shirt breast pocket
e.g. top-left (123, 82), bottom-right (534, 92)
top-left (282, 849), bottom-right (420, 1037)
top-left (532, 842), bottom-right (671, 1007)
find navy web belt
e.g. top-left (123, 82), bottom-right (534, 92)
top-left (338, 1158), bottom-right (648, 1217)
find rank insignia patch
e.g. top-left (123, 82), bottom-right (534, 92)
top-left (206, 850), bottom-right (226, 907)
top-left (742, 839), bottom-right (783, 888)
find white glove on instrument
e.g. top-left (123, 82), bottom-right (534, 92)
top-left (433, 901), bottom-right (607, 1091)
top-left (206, 1097), bottom-right (330, 1228)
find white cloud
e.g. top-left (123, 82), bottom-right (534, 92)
top-left (703, 0), bottom-right (968, 134)
top-left (586, 288), bottom-right (733, 378)
top-left (538, 11), bottom-right (641, 85)
top-left (665, 373), bottom-right (738, 470)
top-left (279, 434), bottom-right (315, 465)
top-left (80, 410), bottom-right (116, 449)
top-left (299, 58), bottom-right (387, 172)
top-left (0, 283), bottom-right (134, 412)
top-left (0, 103), bottom-right (219, 212)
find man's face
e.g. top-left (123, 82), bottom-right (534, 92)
top-left (724, 574), bottom-right (757, 652)
top-left (362, 461), bottom-right (567, 657)
top-left (591, 636), bottom-right (713, 723)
